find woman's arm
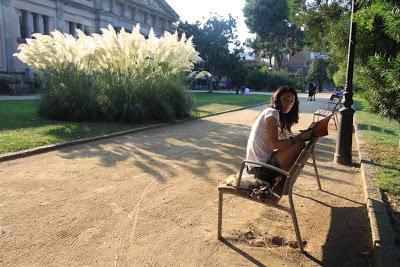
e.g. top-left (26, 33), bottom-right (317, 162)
top-left (266, 116), bottom-right (311, 151)
top-left (265, 116), bottom-right (295, 151)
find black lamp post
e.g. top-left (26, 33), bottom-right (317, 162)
top-left (334, 0), bottom-right (356, 164)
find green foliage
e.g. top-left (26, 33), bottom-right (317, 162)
top-left (353, 0), bottom-right (400, 121)
top-left (96, 73), bottom-right (193, 123)
top-left (24, 74), bottom-right (43, 91)
top-left (243, 0), bottom-right (305, 69)
top-left (178, 15), bottom-right (245, 78)
top-left (243, 67), bottom-right (305, 91)
top-left (39, 66), bottom-right (98, 121)
top-left (332, 61), bottom-right (346, 87)
top-left (358, 54), bottom-right (400, 121)
top-left (354, 96), bottom-right (400, 195)
top-left (245, 68), bottom-right (267, 90)
top-left (296, 0), bottom-right (400, 120)
top-left (307, 58), bottom-right (329, 87)
top-left (15, 25), bottom-right (200, 123)
top-left (0, 74), bottom-right (11, 84)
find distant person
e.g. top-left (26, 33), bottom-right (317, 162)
top-left (330, 86), bottom-right (344, 101)
top-left (240, 86), bottom-right (245, 95)
top-left (308, 82), bottom-right (316, 101)
top-left (226, 78), bottom-right (232, 91)
top-left (244, 87), bottom-right (251, 95)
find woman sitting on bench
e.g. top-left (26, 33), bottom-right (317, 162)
top-left (246, 85), bottom-right (312, 191)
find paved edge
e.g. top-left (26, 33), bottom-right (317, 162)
top-left (354, 115), bottom-right (400, 267)
top-left (0, 102), bottom-right (267, 163)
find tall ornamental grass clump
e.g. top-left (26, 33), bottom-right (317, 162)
top-left (14, 25), bottom-right (201, 122)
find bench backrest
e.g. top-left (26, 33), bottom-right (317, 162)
top-left (282, 138), bottom-right (318, 195)
top-left (328, 97), bottom-right (341, 111)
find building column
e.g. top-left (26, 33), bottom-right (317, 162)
top-left (55, 1), bottom-right (64, 32)
top-left (143, 12), bottom-right (148, 26)
top-left (27, 12), bottom-right (34, 37)
top-left (1, 0), bottom-right (16, 71)
top-left (47, 16), bottom-right (55, 32)
top-left (93, 0), bottom-right (100, 33)
top-left (38, 15), bottom-right (44, 34)
top-left (131, 7), bottom-right (136, 21)
top-left (69, 22), bottom-right (76, 37)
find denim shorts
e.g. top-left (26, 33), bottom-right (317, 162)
top-left (253, 154), bottom-right (283, 183)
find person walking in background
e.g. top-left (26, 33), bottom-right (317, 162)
top-left (226, 78), bottom-right (232, 91)
top-left (308, 82), bottom-right (316, 101)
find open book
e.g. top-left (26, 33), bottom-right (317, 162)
top-left (307, 114), bottom-right (332, 138)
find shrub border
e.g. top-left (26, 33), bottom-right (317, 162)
top-left (354, 115), bottom-right (400, 266)
top-left (0, 102), bottom-right (267, 163)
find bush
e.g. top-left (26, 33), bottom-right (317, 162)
top-left (24, 74), bottom-right (43, 92)
top-left (0, 75), bottom-right (10, 94)
top-left (39, 66), bottom-right (98, 121)
top-left (244, 67), bottom-right (305, 92)
top-left (96, 73), bottom-right (193, 122)
top-left (245, 68), bottom-right (267, 90)
top-left (358, 53), bottom-right (400, 122)
top-left (14, 25), bottom-right (200, 122)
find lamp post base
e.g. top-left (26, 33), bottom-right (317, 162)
top-left (334, 107), bottom-right (355, 165)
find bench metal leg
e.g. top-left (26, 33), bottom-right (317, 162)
top-left (217, 191), bottom-right (223, 240)
top-left (335, 112), bottom-right (339, 128)
top-left (332, 113), bottom-right (338, 129)
top-left (288, 192), bottom-right (304, 253)
top-left (311, 147), bottom-right (321, 190)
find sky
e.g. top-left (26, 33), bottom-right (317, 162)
top-left (165, 0), bottom-right (254, 44)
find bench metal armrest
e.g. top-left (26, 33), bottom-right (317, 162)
top-left (236, 160), bottom-right (289, 193)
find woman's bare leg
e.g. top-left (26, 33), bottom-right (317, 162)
top-left (275, 142), bottom-right (305, 171)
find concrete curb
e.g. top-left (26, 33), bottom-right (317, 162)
top-left (354, 115), bottom-right (400, 267)
top-left (0, 102), bottom-right (267, 163)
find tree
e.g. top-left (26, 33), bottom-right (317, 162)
top-left (355, 0), bottom-right (400, 121)
top-left (295, 0), bottom-right (400, 121)
top-left (177, 15), bottom-right (245, 80)
top-left (243, 0), bottom-right (305, 69)
top-left (307, 58), bottom-right (329, 91)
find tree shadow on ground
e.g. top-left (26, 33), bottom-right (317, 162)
top-left (357, 124), bottom-right (397, 136)
top-left (58, 119), bottom-right (250, 183)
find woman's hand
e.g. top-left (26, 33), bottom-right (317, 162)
top-left (298, 129), bottom-right (314, 141)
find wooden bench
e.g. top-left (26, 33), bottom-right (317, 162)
top-left (313, 97), bottom-right (341, 129)
top-left (217, 138), bottom-right (321, 253)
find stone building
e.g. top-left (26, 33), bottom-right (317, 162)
top-left (0, 0), bottom-right (179, 73)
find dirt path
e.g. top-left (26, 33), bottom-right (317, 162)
top-left (0, 94), bottom-right (372, 266)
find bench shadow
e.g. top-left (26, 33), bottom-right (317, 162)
top-left (322, 206), bottom-right (373, 266)
top-left (219, 237), bottom-right (267, 267)
top-left (294, 193), bottom-right (372, 266)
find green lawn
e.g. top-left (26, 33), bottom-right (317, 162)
top-left (0, 93), bottom-right (269, 154)
top-left (193, 92), bottom-right (269, 116)
top-left (354, 96), bottom-right (400, 196)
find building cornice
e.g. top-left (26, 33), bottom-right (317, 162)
top-left (56, 0), bottom-right (178, 21)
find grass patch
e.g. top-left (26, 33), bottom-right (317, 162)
top-left (0, 93), bottom-right (269, 154)
top-left (192, 93), bottom-right (269, 116)
top-left (354, 96), bottom-right (400, 196)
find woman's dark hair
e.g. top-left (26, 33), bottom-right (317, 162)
top-left (271, 85), bottom-right (299, 133)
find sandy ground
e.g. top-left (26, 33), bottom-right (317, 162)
top-left (0, 93), bottom-right (372, 266)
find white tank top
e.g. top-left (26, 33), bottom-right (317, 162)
top-left (246, 107), bottom-right (280, 165)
